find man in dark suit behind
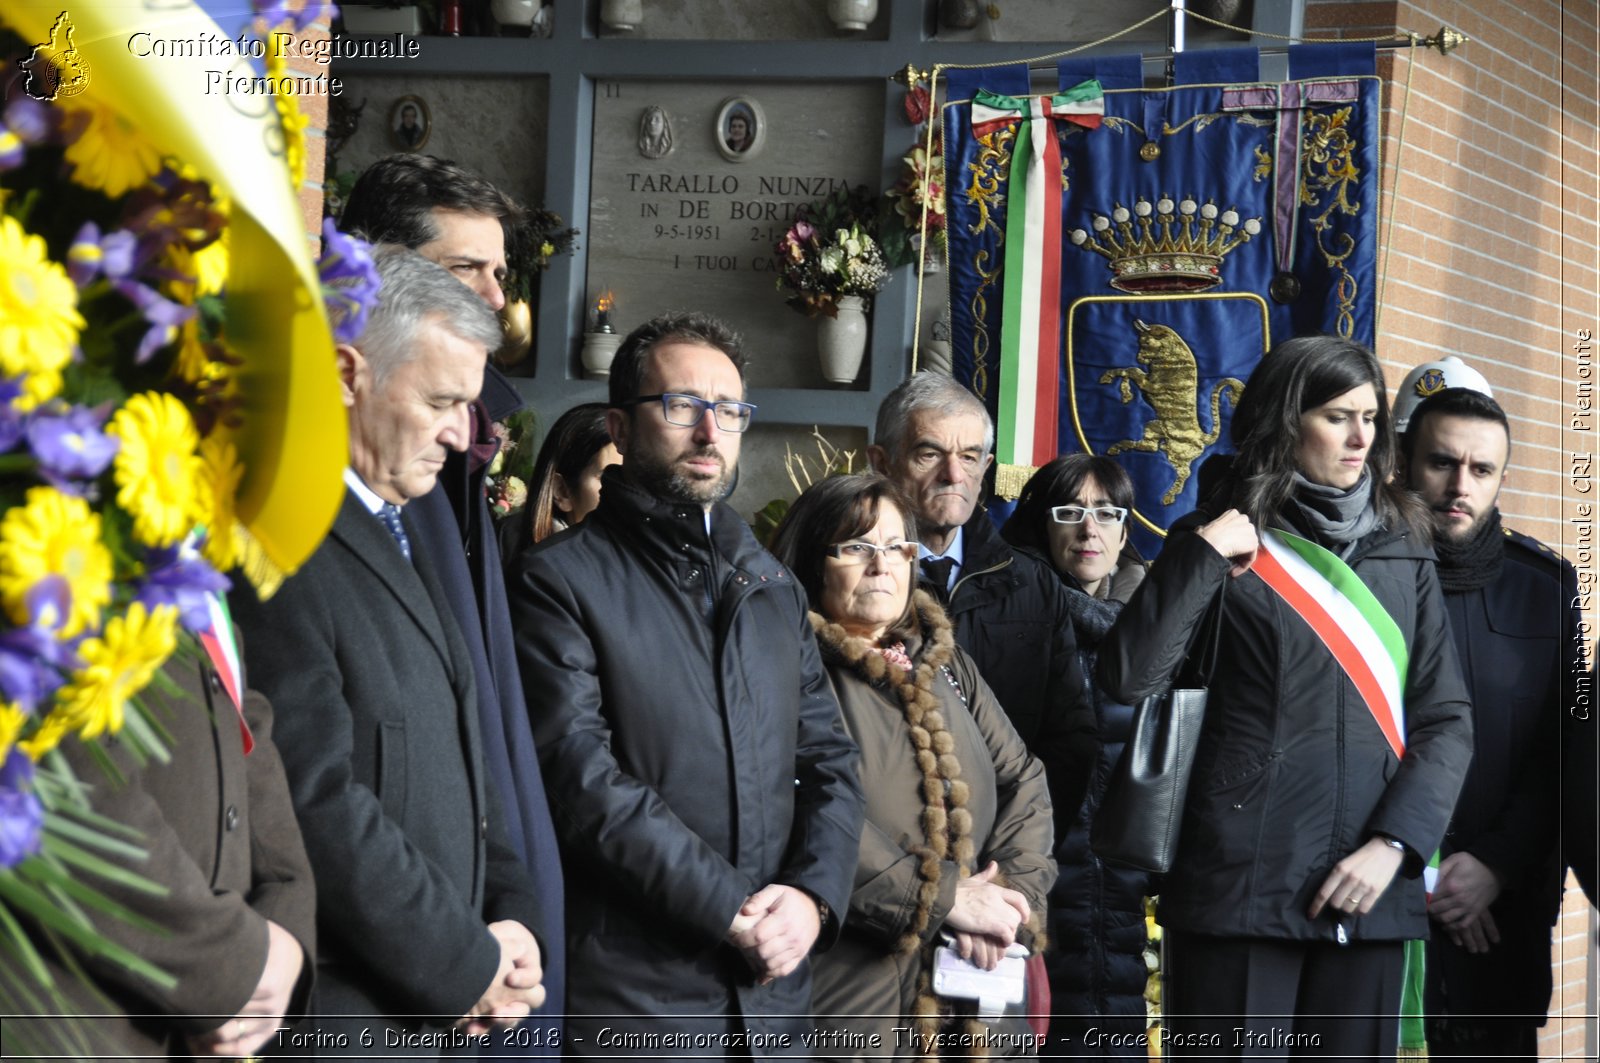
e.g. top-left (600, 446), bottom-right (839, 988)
top-left (1396, 378), bottom-right (1583, 1061)
top-left (339, 156), bottom-right (567, 1042)
top-left (231, 246), bottom-right (545, 1055)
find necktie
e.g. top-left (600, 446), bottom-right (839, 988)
top-left (378, 503), bottom-right (412, 562)
top-left (920, 556), bottom-right (956, 600)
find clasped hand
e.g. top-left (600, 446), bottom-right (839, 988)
top-left (726, 884), bottom-right (822, 985)
top-left (944, 862), bottom-right (1029, 971)
top-left (1429, 851), bottom-right (1504, 954)
top-left (187, 919), bottom-right (304, 1057)
top-left (459, 920), bottom-right (545, 1035)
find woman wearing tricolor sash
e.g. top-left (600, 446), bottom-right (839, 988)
top-left (1098, 336), bottom-right (1474, 1059)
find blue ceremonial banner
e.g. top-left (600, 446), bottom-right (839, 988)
top-left (944, 45), bottom-right (1381, 555)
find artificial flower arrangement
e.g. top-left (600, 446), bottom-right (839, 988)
top-left (773, 185), bottom-right (890, 319)
top-left (484, 407), bottom-right (538, 520)
top-left (879, 77), bottom-right (947, 271)
top-left (502, 207), bottom-right (579, 304)
top-left (0, 1), bottom-right (370, 1024)
top-left (880, 132), bottom-right (947, 270)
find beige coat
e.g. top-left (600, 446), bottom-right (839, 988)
top-left (809, 593), bottom-right (1056, 1061)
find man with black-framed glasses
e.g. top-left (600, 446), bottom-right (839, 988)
top-left (507, 311), bottom-right (864, 1059)
top-left (869, 372), bottom-right (1094, 838)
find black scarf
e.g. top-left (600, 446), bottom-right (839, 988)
top-left (1434, 508), bottom-right (1504, 593)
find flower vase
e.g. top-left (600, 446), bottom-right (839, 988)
top-left (826, 0), bottom-right (877, 32)
top-left (490, 0), bottom-right (539, 32)
top-left (582, 330), bottom-right (622, 379)
top-left (497, 299), bottom-right (533, 368)
top-left (599, 0), bottom-right (642, 32)
top-left (817, 295), bottom-right (868, 385)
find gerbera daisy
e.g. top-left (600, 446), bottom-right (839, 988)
top-left (59, 96), bottom-right (163, 198)
top-left (195, 435), bottom-right (244, 571)
top-left (51, 603), bottom-right (178, 740)
top-left (0, 704), bottom-right (25, 764)
top-left (108, 392), bottom-right (203, 548)
top-left (0, 216), bottom-right (82, 409)
top-left (0, 487), bottom-right (112, 638)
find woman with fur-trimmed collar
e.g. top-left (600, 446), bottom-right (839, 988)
top-left (770, 474), bottom-right (1056, 1062)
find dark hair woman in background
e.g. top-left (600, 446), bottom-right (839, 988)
top-left (1098, 335), bottom-right (1473, 1058)
top-left (1001, 455), bottom-right (1150, 1057)
top-left (499, 403), bottom-right (619, 564)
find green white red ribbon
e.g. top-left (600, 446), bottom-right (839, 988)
top-left (1255, 528), bottom-right (1438, 1052)
top-left (200, 591), bottom-right (253, 755)
top-left (971, 81), bottom-right (1103, 471)
top-left (1255, 529), bottom-right (1409, 755)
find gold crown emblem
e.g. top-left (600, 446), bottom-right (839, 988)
top-left (1070, 196), bottom-right (1261, 293)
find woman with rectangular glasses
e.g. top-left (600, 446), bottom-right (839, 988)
top-left (1001, 455), bottom-right (1152, 1059)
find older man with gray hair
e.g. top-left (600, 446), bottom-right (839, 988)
top-left (869, 373), bottom-right (1092, 827)
top-left (231, 246), bottom-right (547, 1056)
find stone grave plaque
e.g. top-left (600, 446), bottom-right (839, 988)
top-left (588, 79), bottom-right (884, 388)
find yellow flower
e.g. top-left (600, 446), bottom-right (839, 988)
top-left (0, 216), bottom-right (82, 409)
top-left (0, 487), bottom-right (112, 639)
top-left (109, 392), bottom-right (203, 548)
top-left (0, 703), bottom-right (25, 763)
top-left (266, 45), bottom-right (308, 189)
top-left (196, 435), bottom-right (245, 571)
top-left (18, 711), bottom-right (69, 762)
top-left (190, 230), bottom-right (230, 297)
top-left (52, 603), bottom-right (179, 740)
top-left (59, 96), bottom-right (164, 198)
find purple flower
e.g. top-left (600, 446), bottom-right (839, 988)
top-left (138, 546), bottom-right (229, 634)
top-left (115, 281), bottom-right (196, 364)
top-left (0, 582), bottom-right (76, 712)
top-left (318, 219), bottom-right (381, 344)
top-left (253, 0), bottom-right (294, 26)
top-left (0, 379), bottom-right (25, 455)
top-left (66, 223), bottom-right (138, 287)
top-left (3, 97), bottom-right (55, 146)
top-left (26, 404), bottom-right (119, 490)
top-left (0, 749), bottom-right (45, 870)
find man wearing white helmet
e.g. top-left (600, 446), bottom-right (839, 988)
top-left (1396, 364), bottom-right (1585, 1062)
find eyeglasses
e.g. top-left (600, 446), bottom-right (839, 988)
top-left (826, 541), bottom-right (922, 565)
top-left (621, 393), bottom-right (757, 433)
top-left (1050, 505), bottom-right (1128, 526)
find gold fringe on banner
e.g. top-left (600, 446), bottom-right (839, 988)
top-left (993, 462), bottom-right (1036, 501)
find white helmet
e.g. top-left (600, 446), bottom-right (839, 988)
top-left (1392, 356), bottom-right (1494, 432)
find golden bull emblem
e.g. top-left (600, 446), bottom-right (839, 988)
top-left (1100, 320), bottom-right (1243, 505)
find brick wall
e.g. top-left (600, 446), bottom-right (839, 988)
top-left (284, 17), bottom-right (332, 254)
top-left (1309, 1), bottom-right (1598, 1057)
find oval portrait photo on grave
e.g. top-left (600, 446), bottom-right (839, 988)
top-left (389, 95), bottom-right (431, 152)
top-left (715, 96), bottom-right (764, 162)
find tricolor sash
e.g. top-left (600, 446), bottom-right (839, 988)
top-left (1254, 529), bottom-right (1408, 757)
top-left (971, 82), bottom-right (1104, 481)
top-left (1254, 528), bottom-right (1438, 1051)
top-left (200, 592), bottom-right (253, 755)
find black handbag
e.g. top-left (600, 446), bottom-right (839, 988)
top-left (1090, 581), bottom-right (1226, 874)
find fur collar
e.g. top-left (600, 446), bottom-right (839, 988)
top-left (809, 589), bottom-right (955, 681)
top-left (811, 591), bottom-right (992, 1061)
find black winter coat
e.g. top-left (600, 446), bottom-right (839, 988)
top-left (1099, 509), bottom-right (1474, 942)
top-left (507, 469), bottom-right (864, 1058)
top-left (1426, 528), bottom-right (1581, 1021)
top-left (933, 513), bottom-right (1093, 830)
top-left (1046, 562), bottom-right (1152, 1040)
